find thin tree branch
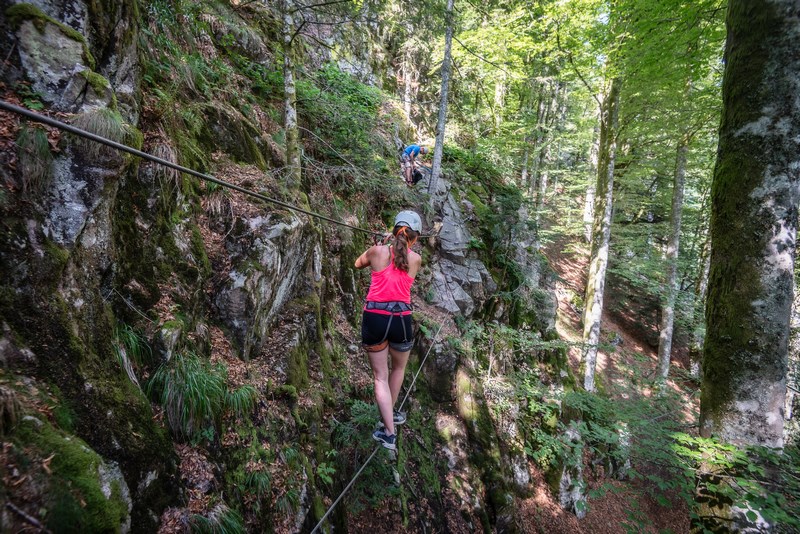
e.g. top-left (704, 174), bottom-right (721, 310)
top-left (5, 502), bottom-right (52, 534)
top-left (298, 126), bottom-right (363, 176)
top-left (291, 0), bottom-right (352, 14)
top-left (555, 21), bottom-right (602, 108)
top-left (289, 19), bottom-right (308, 45)
top-left (453, 36), bottom-right (513, 77)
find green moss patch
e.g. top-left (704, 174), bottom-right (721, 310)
top-left (12, 416), bottom-right (129, 532)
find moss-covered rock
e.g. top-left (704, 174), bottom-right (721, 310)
top-left (11, 415), bottom-right (132, 532)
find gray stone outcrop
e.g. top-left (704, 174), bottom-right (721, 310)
top-left (426, 177), bottom-right (496, 317)
top-left (214, 213), bottom-right (316, 359)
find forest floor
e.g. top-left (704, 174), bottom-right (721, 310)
top-left (516, 231), bottom-right (698, 533)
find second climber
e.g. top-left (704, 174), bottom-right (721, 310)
top-left (400, 144), bottom-right (428, 186)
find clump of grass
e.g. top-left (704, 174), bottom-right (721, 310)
top-left (113, 324), bottom-right (152, 386)
top-left (147, 352), bottom-right (257, 440)
top-left (147, 352), bottom-right (227, 439)
top-left (275, 487), bottom-right (300, 517)
top-left (204, 188), bottom-right (231, 218)
top-left (226, 385), bottom-right (257, 419)
top-left (16, 124), bottom-right (53, 195)
top-left (69, 108), bottom-right (142, 162)
top-left (152, 137), bottom-right (180, 184)
top-left (0, 386), bottom-right (21, 435)
top-left (190, 503), bottom-right (245, 534)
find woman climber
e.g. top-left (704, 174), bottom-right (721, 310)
top-left (354, 210), bottom-right (423, 450)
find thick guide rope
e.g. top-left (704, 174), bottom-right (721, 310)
top-left (310, 322), bottom-right (445, 534)
top-left (0, 100), bottom-right (409, 238)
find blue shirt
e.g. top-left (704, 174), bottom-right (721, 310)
top-left (403, 145), bottom-right (421, 158)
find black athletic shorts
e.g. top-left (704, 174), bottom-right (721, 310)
top-left (361, 310), bottom-right (414, 352)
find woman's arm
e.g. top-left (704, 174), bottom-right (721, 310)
top-left (354, 246), bottom-right (373, 269)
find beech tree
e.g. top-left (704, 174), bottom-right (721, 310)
top-left (428, 0), bottom-right (455, 200)
top-left (655, 134), bottom-right (688, 381)
top-left (700, 0), bottom-right (799, 448)
top-left (582, 77), bottom-right (620, 392)
top-left (281, 0), bottom-right (301, 188)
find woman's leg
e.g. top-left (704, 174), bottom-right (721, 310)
top-left (368, 347), bottom-right (395, 435)
top-left (388, 348), bottom-right (411, 406)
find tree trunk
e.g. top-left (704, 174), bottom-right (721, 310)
top-left (534, 83), bottom-right (562, 227)
top-left (282, 0), bottom-right (301, 188)
top-left (428, 0), bottom-right (455, 201)
top-left (520, 141), bottom-right (530, 189)
top-left (403, 49), bottom-right (414, 120)
top-left (656, 136), bottom-right (688, 381)
top-left (689, 235), bottom-right (711, 378)
top-left (700, 0), bottom-right (800, 449)
top-left (581, 78), bottom-right (621, 392)
top-left (494, 72), bottom-right (506, 129)
top-left (583, 126), bottom-right (600, 244)
top-left (527, 82), bottom-right (548, 196)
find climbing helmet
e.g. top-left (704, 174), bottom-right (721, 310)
top-left (394, 210), bottom-right (422, 232)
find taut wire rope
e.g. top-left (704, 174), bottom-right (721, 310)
top-left (310, 321), bottom-right (445, 534)
top-left (0, 100), bottom-right (385, 237)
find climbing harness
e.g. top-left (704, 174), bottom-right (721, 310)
top-left (365, 301), bottom-right (413, 313)
top-left (362, 301), bottom-right (414, 352)
top-left (310, 322), bottom-right (445, 534)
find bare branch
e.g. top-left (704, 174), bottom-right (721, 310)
top-left (555, 20), bottom-right (603, 108)
top-left (453, 36), bottom-right (513, 77)
top-left (5, 502), bottom-right (52, 534)
top-left (291, 0), bottom-right (352, 14)
top-left (289, 18), bottom-right (308, 44)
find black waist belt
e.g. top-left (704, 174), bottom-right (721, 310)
top-left (366, 301), bottom-right (413, 313)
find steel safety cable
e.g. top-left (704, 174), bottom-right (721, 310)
top-left (0, 100), bottom-right (386, 237)
top-left (310, 322), bottom-right (445, 534)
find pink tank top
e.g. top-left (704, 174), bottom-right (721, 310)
top-left (365, 247), bottom-right (414, 315)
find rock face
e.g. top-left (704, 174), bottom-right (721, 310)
top-left (15, 18), bottom-right (91, 107)
top-left (0, 1), bottom-right (569, 531)
top-left (427, 177), bottom-right (496, 317)
top-left (7, 1), bottom-right (137, 116)
top-left (1, 1), bottom-right (177, 531)
top-left (215, 213), bottom-right (317, 359)
top-left (559, 422), bottom-right (587, 519)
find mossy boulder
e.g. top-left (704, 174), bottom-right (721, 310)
top-left (6, 413), bottom-right (132, 533)
top-left (7, 3), bottom-right (101, 111)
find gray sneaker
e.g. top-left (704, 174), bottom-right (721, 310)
top-left (393, 410), bottom-right (407, 426)
top-left (376, 410), bottom-right (406, 430)
top-left (372, 428), bottom-right (397, 450)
